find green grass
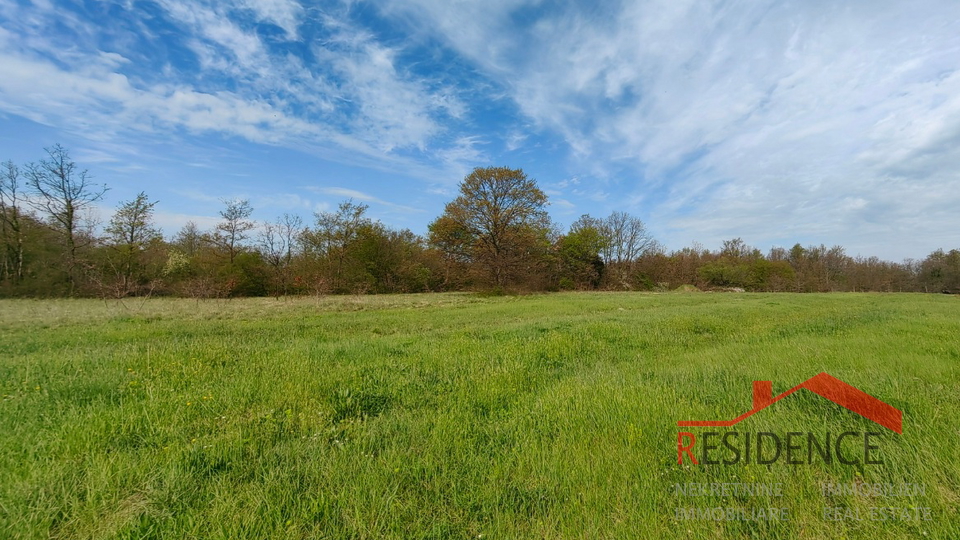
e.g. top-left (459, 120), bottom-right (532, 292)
top-left (1, 292), bottom-right (958, 539)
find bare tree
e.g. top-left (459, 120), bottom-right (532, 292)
top-left (600, 211), bottom-right (657, 264)
top-left (1, 160), bottom-right (25, 283)
top-left (258, 213), bottom-right (303, 298)
top-left (24, 144), bottom-right (107, 292)
top-left (720, 238), bottom-right (751, 259)
top-left (214, 198), bottom-right (254, 264)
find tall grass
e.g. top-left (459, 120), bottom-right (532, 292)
top-left (0, 293), bottom-right (957, 539)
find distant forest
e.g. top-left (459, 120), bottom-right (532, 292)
top-left (2, 145), bottom-right (958, 298)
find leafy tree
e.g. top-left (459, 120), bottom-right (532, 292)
top-left (163, 221), bottom-right (211, 295)
top-left (103, 192), bottom-right (162, 294)
top-left (427, 215), bottom-right (473, 264)
top-left (105, 192), bottom-right (160, 248)
top-left (0, 213), bottom-right (66, 296)
top-left (918, 249), bottom-right (960, 293)
top-left (720, 238), bottom-right (751, 259)
top-left (219, 251), bottom-right (269, 297)
top-left (296, 201), bottom-right (439, 294)
top-left (173, 221), bottom-right (205, 257)
top-left (301, 200), bottom-right (372, 293)
top-left (214, 198), bottom-right (254, 264)
top-left (783, 243), bottom-right (850, 292)
top-left (557, 215), bottom-right (608, 289)
top-left (429, 166), bottom-right (550, 288)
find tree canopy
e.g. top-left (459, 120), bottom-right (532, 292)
top-left (2, 145), bottom-right (957, 298)
top-left (429, 166), bottom-right (550, 287)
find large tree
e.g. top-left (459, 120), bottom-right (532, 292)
top-left (24, 144), bottom-right (107, 291)
top-left (429, 166), bottom-right (550, 287)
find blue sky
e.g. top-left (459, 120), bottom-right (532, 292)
top-left (1, 0), bottom-right (959, 261)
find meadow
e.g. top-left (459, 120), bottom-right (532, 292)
top-left (1, 292), bottom-right (958, 539)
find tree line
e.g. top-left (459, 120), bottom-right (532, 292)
top-left (1, 145), bottom-right (958, 298)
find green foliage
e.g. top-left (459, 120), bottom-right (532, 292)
top-left (299, 201), bottom-right (439, 294)
top-left (1, 149), bottom-right (959, 299)
top-left (555, 215), bottom-right (607, 290)
top-left (100, 192), bottom-right (164, 296)
top-left (218, 252), bottom-right (269, 297)
top-left (698, 256), bottom-right (797, 291)
top-left (213, 199), bottom-right (255, 264)
top-left (430, 166), bottom-right (551, 289)
top-left (162, 250), bottom-right (191, 278)
top-left (105, 192), bottom-right (161, 248)
top-left (0, 211), bottom-right (71, 296)
top-left (698, 259), bottom-right (752, 288)
top-left (630, 271), bottom-right (655, 290)
top-left (0, 161), bottom-right (25, 285)
top-left (918, 249), bottom-right (960, 292)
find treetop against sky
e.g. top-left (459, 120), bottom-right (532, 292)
top-left (1, 0), bottom-right (958, 260)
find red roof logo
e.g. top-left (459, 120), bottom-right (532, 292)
top-left (678, 372), bottom-right (902, 434)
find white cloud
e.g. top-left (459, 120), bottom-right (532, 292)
top-left (0, 0), bottom-right (476, 182)
top-left (172, 189), bottom-right (225, 204)
top-left (382, 0), bottom-right (960, 257)
top-left (312, 33), bottom-right (442, 152)
top-left (432, 136), bottom-right (488, 181)
top-left (238, 0), bottom-right (303, 38)
top-left (254, 192), bottom-right (318, 211)
top-left (551, 198), bottom-right (577, 216)
top-left (309, 186), bottom-right (369, 200)
top-left (306, 186), bottom-right (424, 214)
top-left (0, 45), bottom-right (326, 146)
top-left (152, 211), bottom-right (221, 233)
top-left (4, 0), bottom-right (959, 258)
top-left (503, 130), bottom-right (528, 152)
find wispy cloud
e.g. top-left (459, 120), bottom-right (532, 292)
top-left (0, 0), bottom-right (479, 179)
top-left (151, 211), bottom-right (222, 236)
top-left (551, 198), bottom-right (577, 216)
top-left (238, 0), bottom-right (304, 39)
top-left (306, 186), bottom-right (424, 214)
top-left (382, 0), bottom-right (960, 258)
top-left (3, 0), bottom-right (958, 259)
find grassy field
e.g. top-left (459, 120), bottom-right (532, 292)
top-left (1, 292), bottom-right (958, 539)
